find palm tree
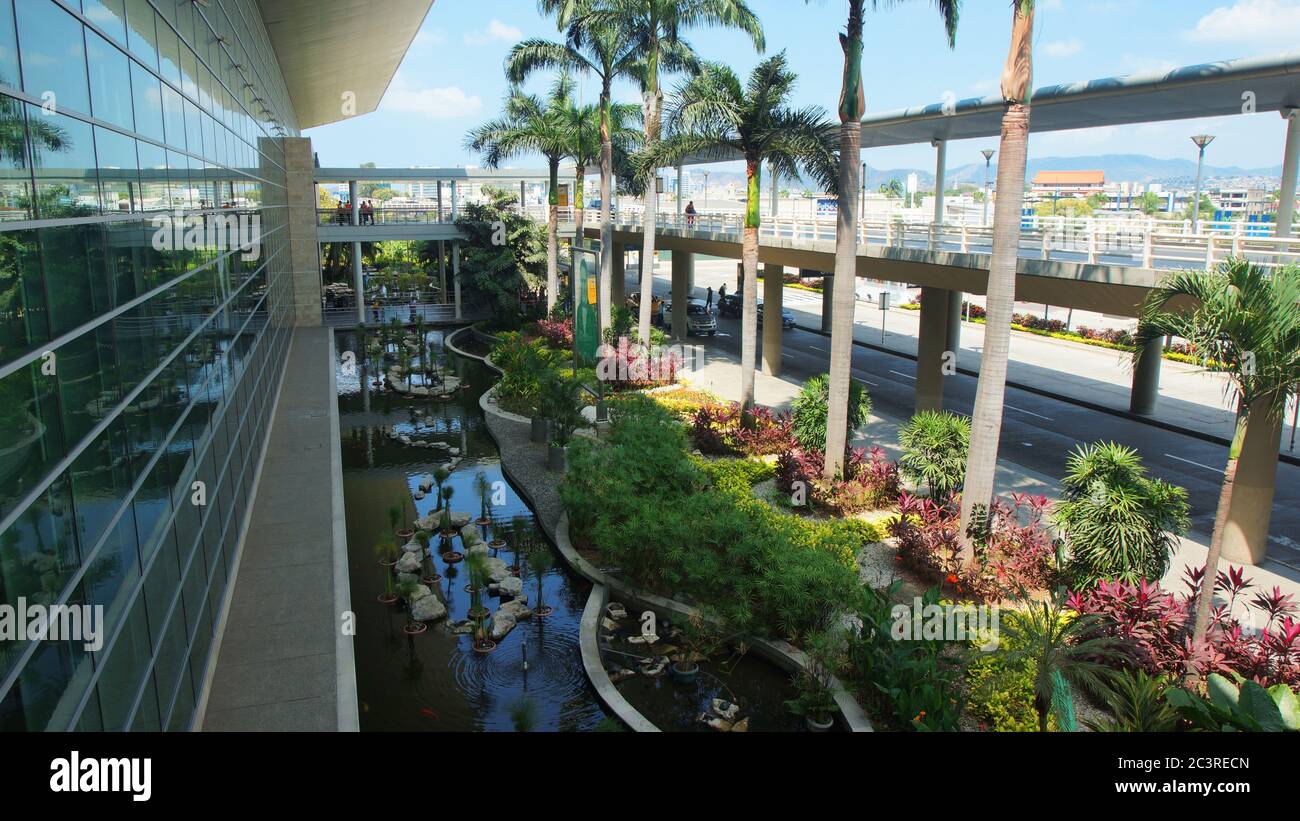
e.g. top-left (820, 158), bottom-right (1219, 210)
top-left (1000, 596), bottom-right (1125, 732)
top-left (1135, 260), bottom-right (1300, 653)
top-left (580, 0), bottom-right (763, 344)
top-left (645, 54), bottom-right (836, 410)
top-left (465, 76), bottom-right (574, 312)
top-left (811, 0), bottom-right (960, 481)
top-left (511, 7), bottom-right (643, 333)
top-left (958, 0), bottom-right (1034, 554)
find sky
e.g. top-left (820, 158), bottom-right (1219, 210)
top-left (303, 0), bottom-right (1300, 175)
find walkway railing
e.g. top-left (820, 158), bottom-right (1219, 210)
top-left (322, 301), bottom-right (484, 327)
top-left (593, 208), bottom-right (1300, 271)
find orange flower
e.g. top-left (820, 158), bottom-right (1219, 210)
top-left (946, 574), bottom-right (959, 584)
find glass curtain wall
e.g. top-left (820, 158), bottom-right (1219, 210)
top-left (0, 0), bottom-right (298, 732)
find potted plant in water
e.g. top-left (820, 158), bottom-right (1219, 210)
top-left (394, 494), bottom-right (414, 541)
top-left (785, 628), bottom-right (842, 732)
top-left (528, 388), bottom-right (551, 443)
top-left (507, 515), bottom-right (530, 575)
top-left (671, 610), bottom-right (722, 684)
top-left (527, 546), bottom-right (554, 618)
top-left (466, 552), bottom-right (495, 653)
top-left (439, 486), bottom-right (457, 535)
top-left (374, 541), bottom-right (399, 605)
top-left (395, 580), bottom-right (428, 635)
top-left (416, 531), bottom-right (440, 584)
top-left (432, 465), bottom-right (451, 511)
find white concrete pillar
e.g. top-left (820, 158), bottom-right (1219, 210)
top-left (915, 286), bottom-right (952, 413)
top-left (349, 180), bottom-right (359, 226)
top-left (451, 181), bottom-right (459, 220)
top-left (436, 180), bottom-right (443, 221)
top-left (762, 263), bottom-right (783, 376)
top-left (1275, 108), bottom-right (1299, 238)
top-left (453, 241), bottom-right (462, 320)
top-left (820, 274), bottom-right (834, 333)
top-left (1129, 331), bottom-right (1162, 415)
top-left (353, 240), bottom-right (364, 325)
top-left (932, 139), bottom-right (947, 227)
top-left (677, 165), bottom-right (685, 217)
top-left (438, 240), bottom-right (447, 304)
top-left (671, 251), bottom-right (692, 339)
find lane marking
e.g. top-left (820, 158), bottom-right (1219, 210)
top-left (850, 369), bottom-right (879, 387)
top-left (1165, 453), bottom-right (1224, 475)
top-left (1004, 404), bottom-right (1053, 421)
top-left (889, 370), bottom-right (916, 381)
top-left (809, 344), bottom-right (828, 353)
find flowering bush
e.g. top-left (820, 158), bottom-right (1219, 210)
top-left (889, 492), bottom-right (1056, 602)
top-left (690, 402), bottom-right (793, 457)
top-left (596, 338), bottom-right (680, 390)
top-left (777, 445), bottom-right (899, 515)
top-left (535, 315), bottom-right (573, 349)
top-left (1067, 567), bottom-right (1300, 687)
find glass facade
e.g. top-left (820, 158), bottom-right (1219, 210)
top-left (0, 0), bottom-right (298, 731)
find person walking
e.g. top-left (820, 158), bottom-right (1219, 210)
top-left (684, 200), bottom-right (697, 227)
top-left (705, 285), bottom-right (714, 313)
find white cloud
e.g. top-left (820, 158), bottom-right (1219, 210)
top-left (382, 75), bottom-right (482, 119)
top-left (464, 20), bottom-right (523, 46)
top-left (1042, 39), bottom-right (1083, 58)
top-left (413, 29), bottom-right (447, 50)
top-left (1185, 0), bottom-right (1300, 46)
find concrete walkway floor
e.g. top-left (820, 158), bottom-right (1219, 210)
top-left (200, 326), bottom-right (358, 731)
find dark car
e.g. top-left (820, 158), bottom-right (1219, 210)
top-left (757, 302), bottom-right (797, 329)
top-left (716, 293), bottom-right (742, 318)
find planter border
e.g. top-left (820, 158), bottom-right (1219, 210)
top-left (580, 582), bottom-right (660, 733)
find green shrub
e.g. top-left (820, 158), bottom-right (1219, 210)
top-left (691, 456), bottom-right (775, 494)
top-left (897, 410), bottom-right (970, 498)
top-left (1052, 441), bottom-right (1189, 587)
top-left (790, 373), bottom-right (871, 451)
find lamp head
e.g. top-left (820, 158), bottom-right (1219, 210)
top-left (981, 149), bottom-right (995, 161)
top-left (1191, 134), bottom-right (1215, 149)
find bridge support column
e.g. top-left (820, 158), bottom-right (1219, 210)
top-left (915, 286), bottom-right (953, 413)
top-left (1223, 412), bottom-right (1284, 565)
top-left (1129, 331), bottom-right (1162, 414)
top-left (763, 263), bottom-right (784, 376)
top-left (353, 241), bottom-right (363, 324)
top-left (453, 241), bottom-right (462, 321)
top-left (438, 241), bottom-right (447, 304)
top-left (820, 274), bottom-right (833, 332)
top-left (946, 288), bottom-right (962, 354)
top-left (671, 250), bottom-right (692, 340)
top-left (610, 243), bottom-right (625, 311)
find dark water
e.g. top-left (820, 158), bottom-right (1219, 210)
top-left (335, 329), bottom-right (609, 732)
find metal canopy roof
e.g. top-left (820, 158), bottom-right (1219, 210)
top-left (860, 51), bottom-right (1300, 148)
top-left (258, 0), bottom-right (434, 131)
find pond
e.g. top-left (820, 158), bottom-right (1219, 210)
top-left (335, 327), bottom-right (611, 732)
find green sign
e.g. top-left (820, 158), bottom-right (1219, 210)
top-left (573, 246), bottom-right (599, 367)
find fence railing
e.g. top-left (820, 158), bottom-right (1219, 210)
top-left (323, 301), bottom-right (486, 327)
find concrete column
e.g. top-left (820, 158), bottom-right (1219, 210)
top-left (610, 243), bottom-right (625, 310)
top-left (452, 242), bottom-right (462, 320)
top-left (1275, 108), bottom-right (1299, 238)
top-left (349, 180), bottom-right (359, 226)
top-left (686, 253), bottom-right (695, 297)
top-left (520, 180), bottom-right (526, 213)
top-left (820, 274), bottom-right (834, 332)
top-left (762, 263), bottom-right (784, 376)
top-left (277, 136), bottom-right (321, 327)
top-left (352, 241), bottom-right (363, 325)
top-left (436, 180), bottom-right (443, 221)
top-left (915, 286), bottom-right (953, 413)
top-left (1220, 108), bottom-right (1299, 563)
top-left (769, 162), bottom-right (778, 218)
top-left (932, 139), bottom-right (947, 227)
top-left (676, 165), bottom-right (684, 217)
top-left (671, 250), bottom-right (692, 339)
top-left (438, 240), bottom-right (447, 304)
top-left (1223, 412), bottom-right (1284, 564)
top-left (945, 288), bottom-right (962, 354)
top-left (451, 181), bottom-right (459, 220)
top-left (1129, 331), bottom-right (1163, 414)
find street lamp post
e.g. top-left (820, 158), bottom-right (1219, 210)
top-left (981, 148), bottom-right (995, 227)
top-left (1191, 134), bottom-right (1215, 234)
top-left (701, 170), bottom-right (710, 211)
top-left (860, 161), bottom-right (867, 217)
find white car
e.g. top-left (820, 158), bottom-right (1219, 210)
top-left (663, 298), bottom-right (717, 336)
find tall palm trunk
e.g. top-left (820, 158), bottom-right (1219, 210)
top-left (547, 157), bottom-right (560, 312)
top-left (1189, 411), bottom-right (1247, 656)
top-left (740, 159), bottom-right (761, 411)
top-left (599, 94), bottom-right (613, 334)
top-left (823, 1), bottom-right (865, 480)
top-left (959, 2), bottom-right (1034, 557)
top-left (574, 166), bottom-right (586, 249)
top-left (638, 41), bottom-right (662, 347)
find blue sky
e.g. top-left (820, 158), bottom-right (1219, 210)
top-left (304, 0), bottom-right (1300, 173)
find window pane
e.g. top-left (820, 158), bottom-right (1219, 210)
top-left (27, 105), bottom-right (99, 219)
top-left (0, 0), bottom-right (19, 86)
top-left (40, 222), bottom-right (109, 336)
top-left (0, 95), bottom-right (33, 221)
top-left (0, 227), bottom-right (46, 365)
top-left (123, 0), bottom-right (158, 70)
top-left (86, 30), bottom-right (134, 131)
top-left (137, 139), bottom-right (167, 210)
top-left (82, 0), bottom-right (128, 47)
top-left (130, 62), bottom-right (165, 143)
top-left (95, 126), bottom-right (139, 214)
top-left (16, 0), bottom-right (90, 117)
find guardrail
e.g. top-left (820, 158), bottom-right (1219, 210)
top-left (323, 301), bottom-right (484, 327)
top-left (596, 209), bottom-right (1300, 271)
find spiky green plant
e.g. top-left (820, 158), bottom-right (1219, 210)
top-left (897, 409), bottom-right (970, 499)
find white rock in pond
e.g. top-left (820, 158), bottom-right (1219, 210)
top-left (627, 634), bottom-right (659, 645)
top-left (398, 434), bottom-right (412, 446)
top-left (396, 552), bottom-right (422, 574)
top-left (499, 599), bottom-right (532, 620)
top-left (467, 543), bottom-right (489, 557)
top-left (415, 513), bottom-right (438, 531)
top-left (396, 572), bottom-right (420, 586)
top-left (601, 617), bottom-right (620, 632)
top-left (413, 490), bottom-right (426, 500)
top-left (410, 594), bottom-right (447, 622)
top-left (418, 475), bottom-right (435, 492)
top-left (497, 576), bottom-right (523, 598)
top-left (711, 699), bottom-right (739, 721)
top-left (408, 584), bottom-right (433, 602)
top-left (449, 447), bottom-right (460, 456)
top-left (401, 539), bottom-right (424, 554)
top-left (484, 557), bottom-right (510, 584)
top-left (606, 603), bottom-right (628, 621)
top-left (450, 511), bottom-right (473, 528)
top-left (489, 610), bottom-right (517, 640)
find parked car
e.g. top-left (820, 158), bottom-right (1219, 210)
top-left (757, 301), bottom-right (797, 329)
top-left (715, 293), bottom-right (742, 319)
top-left (663, 298), bottom-right (717, 336)
top-left (626, 291), bottom-right (663, 324)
